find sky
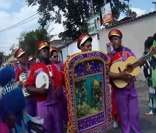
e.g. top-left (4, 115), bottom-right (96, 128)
top-left (130, 0), bottom-right (155, 15)
top-left (0, 0), bottom-right (155, 54)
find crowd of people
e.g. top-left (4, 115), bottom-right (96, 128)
top-left (0, 41), bottom-right (67, 133)
top-left (0, 28), bottom-right (156, 133)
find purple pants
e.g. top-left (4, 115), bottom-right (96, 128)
top-left (115, 84), bottom-right (141, 133)
top-left (37, 100), bottom-right (64, 133)
top-left (59, 89), bottom-right (68, 124)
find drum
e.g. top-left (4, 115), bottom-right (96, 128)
top-left (35, 71), bottom-right (49, 89)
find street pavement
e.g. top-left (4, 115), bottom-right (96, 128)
top-left (108, 80), bottom-right (156, 133)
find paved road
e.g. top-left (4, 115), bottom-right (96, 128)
top-left (108, 80), bottom-right (156, 133)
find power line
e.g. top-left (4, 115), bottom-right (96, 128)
top-left (0, 12), bottom-right (39, 33)
top-left (0, 16), bottom-right (37, 32)
top-left (0, 13), bottom-right (38, 32)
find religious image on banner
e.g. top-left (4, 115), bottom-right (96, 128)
top-left (101, 3), bottom-right (113, 25)
top-left (75, 65), bottom-right (103, 119)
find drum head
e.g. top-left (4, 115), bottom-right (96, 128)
top-left (35, 71), bottom-right (49, 89)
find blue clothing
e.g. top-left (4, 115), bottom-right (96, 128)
top-left (0, 65), bottom-right (15, 86)
top-left (0, 65), bottom-right (25, 121)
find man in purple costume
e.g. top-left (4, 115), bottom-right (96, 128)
top-left (25, 41), bottom-right (64, 133)
top-left (109, 29), bottom-right (141, 133)
top-left (50, 48), bottom-right (68, 130)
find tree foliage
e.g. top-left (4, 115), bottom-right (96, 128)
top-left (26, 0), bottom-right (131, 40)
top-left (19, 29), bottom-right (50, 56)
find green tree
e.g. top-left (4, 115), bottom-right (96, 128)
top-left (26, 0), bottom-right (131, 39)
top-left (19, 28), bottom-right (50, 56)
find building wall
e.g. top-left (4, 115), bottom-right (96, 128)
top-left (62, 14), bottom-right (156, 60)
top-left (99, 14), bottom-right (156, 58)
top-left (61, 14), bottom-right (156, 80)
top-left (98, 14), bottom-right (156, 80)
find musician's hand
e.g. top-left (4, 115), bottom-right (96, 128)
top-left (125, 64), bottom-right (134, 73)
top-left (37, 84), bottom-right (48, 94)
top-left (27, 84), bottom-right (48, 95)
top-left (119, 72), bottom-right (134, 82)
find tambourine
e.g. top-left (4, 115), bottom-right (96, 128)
top-left (35, 71), bottom-right (49, 89)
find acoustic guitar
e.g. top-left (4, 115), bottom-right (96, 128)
top-left (110, 42), bottom-right (156, 88)
top-left (110, 56), bottom-right (141, 88)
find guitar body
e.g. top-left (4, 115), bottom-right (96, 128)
top-left (110, 56), bottom-right (141, 88)
top-left (110, 61), bottom-right (128, 88)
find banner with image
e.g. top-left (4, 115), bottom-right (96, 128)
top-left (87, 14), bottom-right (101, 34)
top-left (101, 3), bottom-right (113, 25)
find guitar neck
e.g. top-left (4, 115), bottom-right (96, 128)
top-left (144, 40), bottom-right (156, 60)
top-left (132, 43), bottom-right (156, 68)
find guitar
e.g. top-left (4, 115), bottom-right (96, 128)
top-left (110, 56), bottom-right (141, 88)
top-left (110, 43), bottom-right (156, 88)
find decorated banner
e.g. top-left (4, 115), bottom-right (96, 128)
top-left (64, 51), bottom-right (112, 133)
top-left (101, 3), bottom-right (113, 25)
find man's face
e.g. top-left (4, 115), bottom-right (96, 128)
top-left (110, 36), bottom-right (122, 50)
top-left (39, 47), bottom-right (49, 60)
top-left (81, 40), bottom-right (92, 52)
top-left (18, 54), bottom-right (28, 64)
top-left (51, 51), bottom-right (59, 63)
